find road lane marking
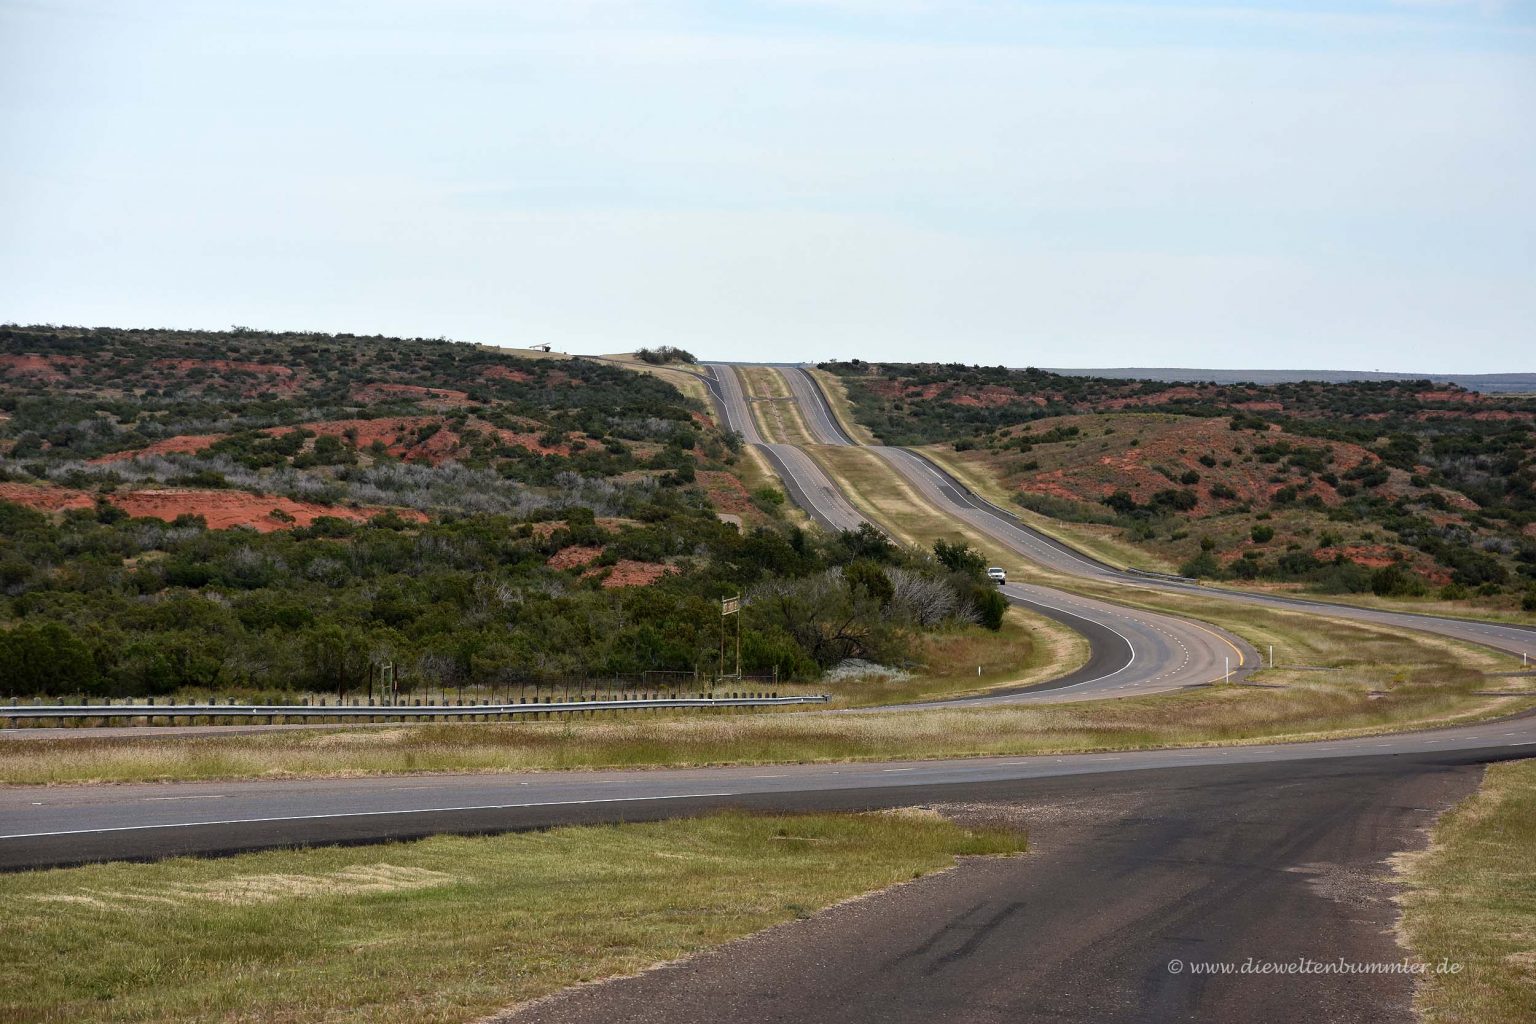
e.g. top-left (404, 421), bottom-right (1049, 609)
top-left (0, 792), bottom-right (741, 841)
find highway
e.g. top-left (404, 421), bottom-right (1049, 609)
top-left (3, 713), bottom-right (1532, 870)
top-left (704, 364), bottom-right (1257, 702)
top-left (775, 364), bottom-right (1536, 667)
top-left (4, 359), bottom-right (1534, 1022)
top-left (706, 366), bottom-right (1259, 706)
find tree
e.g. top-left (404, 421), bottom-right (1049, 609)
top-left (0, 622), bottom-right (98, 696)
top-left (933, 539), bottom-right (986, 577)
top-left (300, 623), bottom-right (371, 696)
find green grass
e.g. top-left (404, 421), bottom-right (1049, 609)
top-left (0, 811), bottom-right (1023, 1024)
top-left (1397, 758), bottom-right (1536, 1024)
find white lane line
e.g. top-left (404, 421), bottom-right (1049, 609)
top-left (142, 794), bottom-right (228, 802)
top-left (0, 792), bottom-right (740, 841)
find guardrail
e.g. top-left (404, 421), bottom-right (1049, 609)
top-left (1123, 567), bottom-right (1199, 584)
top-left (0, 693), bottom-right (830, 727)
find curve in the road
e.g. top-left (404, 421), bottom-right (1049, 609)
top-left (783, 365), bottom-right (1536, 667)
top-left (707, 364), bottom-right (1255, 704)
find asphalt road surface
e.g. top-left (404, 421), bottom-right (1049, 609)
top-left (492, 753), bottom-right (1495, 1024)
top-left (705, 365), bottom-right (1259, 702)
top-left (4, 714), bottom-right (1532, 870)
top-left (776, 365), bottom-right (1536, 667)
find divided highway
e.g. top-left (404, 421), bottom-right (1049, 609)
top-left (776, 364), bottom-right (1536, 669)
top-left (1, 361), bottom-right (1531, 880)
top-left (709, 364), bottom-right (1256, 703)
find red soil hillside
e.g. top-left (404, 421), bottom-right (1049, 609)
top-left (90, 435), bottom-right (228, 464)
top-left (1, 353), bottom-right (88, 382)
top-left (0, 482), bottom-right (425, 533)
top-left (984, 413), bottom-right (1451, 517)
top-left (351, 383), bottom-right (471, 407)
top-left (584, 560), bottom-right (679, 588)
top-left (546, 545), bottom-right (604, 569)
top-left (151, 358), bottom-right (301, 393)
top-left (94, 416), bottom-right (578, 466)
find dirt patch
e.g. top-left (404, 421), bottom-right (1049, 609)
top-left (110, 489), bottom-right (427, 532)
top-left (547, 545), bottom-right (604, 570)
top-left (151, 358), bottom-right (300, 393)
top-left (90, 434), bottom-right (227, 463)
top-left (949, 386), bottom-right (1038, 409)
top-left (1313, 544), bottom-right (1401, 570)
top-left (584, 560), bottom-right (679, 588)
top-left (0, 482), bottom-right (94, 513)
top-left (0, 353), bottom-right (87, 381)
top-left (0, 481), bottom-right (425, 532)
top-left (529, 518), bottom-right (633, 540)
top-left (351, 383), bottom-right (471, 407)
top-left (489, 428), bottom-right (571, 456)
top-left (697, 471), bottom-right (756, 517)
top-left (483, 367), bottom-right (534, 383)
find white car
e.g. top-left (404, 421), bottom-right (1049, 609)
top-left (986, 567), bottom-right (1007, 584)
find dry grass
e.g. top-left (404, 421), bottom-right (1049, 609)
top-left (0, 811), bottom-right (1025, 1024)
top-left (1396, 758), bottom-right (1536, 1024)
top-left (806, 368), bottom-right (878, 445)
top-left (809, 445), bottom-right (1022, 569)
top-left (738, 366), bottom-right (816, 446)
top-left (819, 606), bottom-right (1084, 706)
top-left (3, 651), bottom-right (1524, 786)
top-left (594, 355), bottom-right (715, 410)
top-left (917, 445), bottom-right (1175, 572)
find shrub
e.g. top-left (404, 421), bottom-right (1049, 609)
top-left (1179, 551), bottom-right (1221, 579)
top-left (635, 346), bottom-right (697, 365)
top-left (970, 584), bottom-right (1008, 631)
top-left (1371, 564), bottom-right (1428, 598)
top-left (1251, 525), bottom-right (1275, 544)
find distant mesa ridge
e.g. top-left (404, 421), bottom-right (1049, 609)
top-left (1039, 368), bottom-right (1536, 393)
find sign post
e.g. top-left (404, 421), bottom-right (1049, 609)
top-left (720, 596), bottom-right (742, 682)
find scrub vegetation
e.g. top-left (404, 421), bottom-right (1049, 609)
top-left (822, 361), bottom-right (1536, 616)
top-left (0, 327), bottom-right (1015, 699)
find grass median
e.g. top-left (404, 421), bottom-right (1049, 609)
top-left (1396, 757), bottom-right (1536, 1024)
top-left (0, 810), bottom-right (1024, 1024)
top-left (739, 366), bottom-right (817, 446)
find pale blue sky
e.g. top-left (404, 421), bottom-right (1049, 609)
top-left (2, 1), bottom-right (1532, 370)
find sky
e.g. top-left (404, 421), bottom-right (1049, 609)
top-left (1, 1), bottom-right (1533, 371)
